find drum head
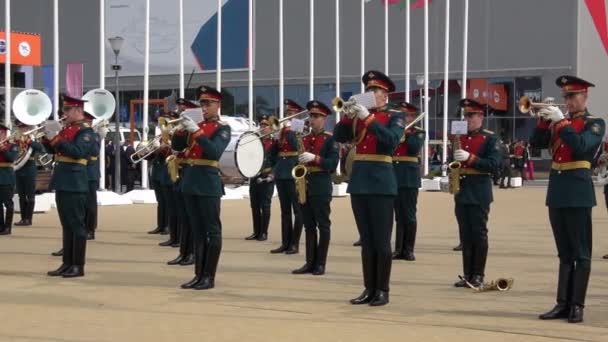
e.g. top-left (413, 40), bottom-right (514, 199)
top-left (235, 132), bottom-right (265, 178)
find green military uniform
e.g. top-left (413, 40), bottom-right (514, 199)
top-left (246, 115), bottom-right (277, 242)
top-left (533, 76), bottom-right (605, 323)
top-left (391, 102), bottom-right (425, 261)
top-left (46, 99), bottom-right (95, 278)
top-left (14, 129), bottom-right (45, 227)
top-left (292, 100), bottom-right (339, 276)
top-left (173, 85), bottom-right (231, 290)
top-left (147, 141), bottom-right (170, 235)
top-left (168, 153), bottom-right (195, 265)
top-left (0, 129), bottom-right (19, 236)
top-left (451, 99), bottom-right (501, 289)
top-left (334, 70), bottom-right (403, 307)
top-left (84, 124), bottom-right (101, 240)
top-left (159, 146), bottom-right (179, 247)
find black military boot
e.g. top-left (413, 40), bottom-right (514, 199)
top-left (403, 222), bottom-right (417, 261)
top-left (292, 230), bottom-right (317, 274)
top-left (194, 241), bottom-right (221, 290)
top-left (0, 208), bottom-right (13, 235)
top-left (51, 248), bottom-right (64, 256)
top-left (469, 240), bottom-right (488, 288)
top-left (392, 222), bottom-right (405, 260)
top-left (181, 242), bottom-right (205, 289)
top-left (350, 250), bottom-right (376, 305)
top-left (14, 197), bottom-right (29, 226)
top-left (26, 198), bottom-right (36, 225)
top-left (539, 263), bottom-right (573, 320)
top-left (286, 221), bottom-right (302, 255)
top-left (454, 245), bottom-right (473, 287)
top-left (47, 263), bottom-right (71, 276)
top-left (453, 242), bottom-right (463, 251)
top-left (568, 265), bottom-right (590, 323)
top-left (257, 206), bottom-right (270, 241)
top-left (312, 231), bottom-right (330, 276)
top-left (148, 226), bottom-right (163, 234)
top-left (369, 253), bottom-right (391, 306)
top-left (167, 254), bottom-right (185, 265)
top-left (63, 237), bottom-right (86, 278)
top-left (245, 206), bottom-right (260, 240)
top-left (179, 253), bottom-right (195, 266)
top-left (159, 222), bottom-right (178, 247)
top-left (49, 233), bottom-right (73, 276)
top-left (603, 254), bottom-right (608, 259)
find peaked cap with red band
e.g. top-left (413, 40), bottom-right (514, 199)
top-left (398, 101), bottom-right (419, 114)
top-left (306, 100), bottom-right (331, 117)
top-left (362, 70), bottom-right (396, 93)
top-left (176, 98), bottom-right (199, 109)
top-left (284, 99), bottom-right (304, 112)
top-left (458, 98), bottom-right (486, 115)
top-left (61, 95), bottom-right (87, 108)
top-left (555, 75), bottom-right (595, 94)
top-left (196, 85), bottom-right (222, 102)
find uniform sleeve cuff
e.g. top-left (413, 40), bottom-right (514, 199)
top-left (313, 155), bottom-right (321, 165)
top-left (190, 129), bottom-right (205, 142)
top-left (553, 119), bottom-right (570, 133)
top-left (467, 153), bottom-right (478, 164)
top-left (362, 114), bottom-right (376, 128)
top-left (49, 135), bottom-right (62, 147)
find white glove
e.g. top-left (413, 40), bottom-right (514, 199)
top-left (265, 174), bottom-right (274, 182)
top-left (352, 104), bottom-right (370, 120)
top-left (43, 120), bottom-right (61, 140)
top-left (538, 106), bottom-right (565, 122)
top-left (298, 152), bottom-right (316, 164)
top-left (180, 114), bottom-right (199, 133)
top-left (454, 149), bottom-right (470, 162)
top-left (98, 126), bottom-right (108, 139)
top-left (282, 120), bottom-right (291, 128)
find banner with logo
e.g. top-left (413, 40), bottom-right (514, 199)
top-left (467, 79), bottom-right (508, 111)
top-left (0, 32), bottom-right (42, 66)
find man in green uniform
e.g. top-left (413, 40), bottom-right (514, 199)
top-left (84, 111), bottom-right (103, 240)
top-left (174, 86), bottom-right (231, 290)
top-left (269, 99), bottom-right (304, 254)
top-left (245, 115), bottom-right (277, 242)
top-left (334, 70), bottom-right (403, 306)
top-left (46, 95), bottom-right (95, 278)
top-left (14, 120), bottom-right (45, 227)
top-left (392, 102), bottom-right (424, 261)
top-left (532, 76), bottom-right (605, 324)
top-left (0, 124), bottom-right (19, 236)
top-left (451, 99), bottom-right (501, 289)
top-left (292, 100), bottom-right (339, 276)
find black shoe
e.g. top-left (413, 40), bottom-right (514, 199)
top-left (51, 248), bottom-right (64, 257)
top-left (179, 254), bottom-right (195, 266)
top-left (539, 304), bottom-right (570, 320)
top-left (454, 275), bottom-right (470, 288)
top-left (292, 263), bottom-right (314, 274)
top-left (285, 246), bottom-right (299, 255)
top-left (369, 290), bottom-right (389, 306)
top-left (468, 275), bottom-right (484, 288)
top-left (181, 276), bottom-right (201, 289)
top-left (391, 251), bottom-right (405, 260)
top-left (170, 241), bottom-right (180, 248)
top-left (245, 233), bottom-right (258, 240)
top-left (61, 265), bottom-right (84, 278)
top-left (353, 240), bottom-right (361, 247)
top-left (603, 254), bottom-right (608, 259)
top-left (312, 265), bottom-right (325, 276)
top-left (270, 245), bottom-right (288, 254)
top-left (568, 305), bottom-right (584, 323)
top-left (14, 219), bottom-right (31, 226)
top-left (256, 233), bottom-right (268, 241)
top-left (147, 227), bottom-right (163, 234)
top-left (453, 243), bottom-right (463, 251)
top-left (47, 264), bottom-right (70, 277)
top-left (403, 252), bottom-right (416, 261)
top-left (86, 231), bottom-right (95, 240)
top-left (0, 226), bottom-right (11, 235)
top-left (350, 289), bottom-right (375, 305)
top-left (159, 239), bottom-right (176, 247)
top-left (167, 255), bottom-right (185, 265)
top-left (193, 277), bottom-right (215, 290)
top-left (159, 227), bottom-right (169, 235)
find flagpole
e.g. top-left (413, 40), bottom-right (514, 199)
top-left (309, 0), bottom-right (315, 101)
top-left (462, 0), bottom-right (468, 102)
top-left (405, 0), bottom-right (410, 102)
top-left (179, 0), bottom-right (185, 98)
top-left (4, 0), bottom-right (10, 129)
top-left (360, 0), bottom-right (365, 93)
top-left (248, 0), bottom-right (253, 129)
top-left (442, 0), bottom-right (450, 173)
top-left (279, 0), bottom-right (284, 118)
top-left (141, 0), bottom-right (150, 189)
top-left (335, 0), bottom-right (340, 105)
top-left (217, 0), bottom-right (222, 96)
top-left (99, 0), bottom-right (106, 190)
top-left (53, 0), bottom-right (59, 120)
top-left (423, 0), bottom-right (429, 177)
top-left (384, 0), bottom-right (389, 75)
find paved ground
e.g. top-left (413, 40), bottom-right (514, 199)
top-left (1, 186), bottom-right (608, 342)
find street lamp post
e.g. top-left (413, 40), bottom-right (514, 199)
top-left (416, 75), bottom-right (425, 126)
top-left (109, 36), bottom-right (124, 193)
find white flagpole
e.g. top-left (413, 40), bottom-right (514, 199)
top-left (141, 0), bottom-right (150, 189)
top-left (384, 0), bottom-right (389, 75)
top-left (442, 0), bottom-right (450, 172)
top-left (360, 0), bottom-right (365, 93)
top-left (462, 0), bottom-right (469, 101)
top-left (248, 0), bottom-right (253, 129)
top-left (279, 0), bottom-right (284, 118)
top-left (309, 0), bottom-right (314, 101)
top-left (99, 0), bottom-right (106, 190)
top-left (179, 0), bottom-right (185, 98)
top-left (335, 0), bottom-right (340, 104)
top-left (53, 0), bottom-right (59, 120)
top-left (4, 0), bottom-right (10, 129)
top-left (217, 0), bottom-right (222, 95)
top-left (405, 0), bottom-right (410, 102)
top-left (423, 0), bottom-right (429, 176)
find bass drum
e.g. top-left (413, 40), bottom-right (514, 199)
top-left (218, 116), bottom-right (263, 185)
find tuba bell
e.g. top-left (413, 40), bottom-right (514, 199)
top-left (11, 89), bottom-right (53, 170)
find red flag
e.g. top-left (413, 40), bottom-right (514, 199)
top-left (65, 63), bottom-right (84, 98)
top-left (585, 0), bottom-right (608, 56)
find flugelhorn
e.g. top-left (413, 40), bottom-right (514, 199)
top-left (519, 96), bottom-right (567, 118)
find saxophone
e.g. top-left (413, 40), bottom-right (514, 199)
top-left (448, 135), bottom-right (462, 195)
top-left (291, 134), bottom-right (308, 205)
top-left (459, 275), bottom-right (514, 292)
top-left (166, 154), bottom-right (180, 183)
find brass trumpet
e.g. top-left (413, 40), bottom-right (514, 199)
top-left (519, 96), bottom-right (567, 118)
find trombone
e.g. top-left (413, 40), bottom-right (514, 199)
top-left (519, 96), bottom-right (567, 118)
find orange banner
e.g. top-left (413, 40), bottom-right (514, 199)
top-left (467, 79), bottom-right (508, 111)
top-left (0, 32), bottom-right (42, 66)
